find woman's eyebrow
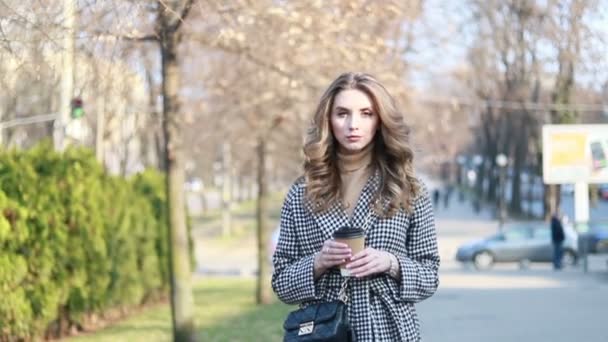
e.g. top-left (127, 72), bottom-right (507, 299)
top-left (334, 106), bottom-right (351, 112)
top-left (334, 106), bottom-right (373, 112)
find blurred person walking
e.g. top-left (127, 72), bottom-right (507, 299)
top-left (550, 209), bottom-right (565, 270)
top-left (272, 72), bottom-right (440, 341)
top-left (432, 188), bottom-right (441, 209)
top-left (443, 184), bottom-right (453, 209)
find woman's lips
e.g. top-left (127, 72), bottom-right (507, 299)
top-left (347, 135), bottom-right (362, 142)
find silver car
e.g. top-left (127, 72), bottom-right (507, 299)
top-left (456, 221), bottom-right (579, 270)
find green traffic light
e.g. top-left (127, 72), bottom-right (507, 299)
top-left (71, 97), bottom-right (84, 118)
top-left (71, 107), bottom-right (84, 119)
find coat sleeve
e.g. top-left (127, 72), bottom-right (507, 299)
top-left (391, 183), bottom-right (440, 303)
top-left (271, 187), bottom-right (328, 305)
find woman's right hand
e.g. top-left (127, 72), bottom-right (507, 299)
top-left (313, 240), bottom-right (352, 278)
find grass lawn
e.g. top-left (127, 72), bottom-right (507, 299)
top-left (66, 278), bottom-right (293, 342)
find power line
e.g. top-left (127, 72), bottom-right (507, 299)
top-left (417, 95), bottom-right (607, 113)
top-left (0, 113), bottom-right (57, 130)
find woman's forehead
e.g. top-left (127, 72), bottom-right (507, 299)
top-left (333, 89), bottom-right (372, 110)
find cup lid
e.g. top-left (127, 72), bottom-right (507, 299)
top-left (333, 226), bottom-right (365, 239)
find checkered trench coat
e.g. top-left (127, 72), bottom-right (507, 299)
top-left (272, 172), bottom-right (440, 341)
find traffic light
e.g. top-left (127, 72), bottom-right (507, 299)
top-left (71, 97), bottom-right (84, 119)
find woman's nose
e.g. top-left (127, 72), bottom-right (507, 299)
top-left (348, 116), bottom-right (360, 130)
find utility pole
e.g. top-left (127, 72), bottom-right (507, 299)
top-left (96, 91), bottom-right (105, 163)
top-left (54, 0), bottom-right (75, 151)
top-left (222, 142), bottom-right (232, 237)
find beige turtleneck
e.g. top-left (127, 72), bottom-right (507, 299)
top-left (313, 142), bottom-right (401, 281)
top-left (337, 143), bottom-right (374, 218)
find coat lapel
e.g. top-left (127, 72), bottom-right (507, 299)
top-left (350, 168), bottom-right (381, 231)
top-left (309, 200), bottom-right (348, 240)
top-left (308, 168), bottom-right (383, 238)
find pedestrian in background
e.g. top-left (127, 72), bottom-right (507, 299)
top-left (443, 184), bottom-right (453, 209)
top-left (550, 209), bottom-right (565, 270)
top-left (432, 188), bottom-right (440, 209)
top-left (272, 72), bottom-right (440, 341)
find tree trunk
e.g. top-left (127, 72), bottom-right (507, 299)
top-left (509, 118), bottom-right (527, 215)
top-left (160, 6), bottom-right (195, 340)
top-left (475, 161), bottom-right (485, 201)
top-left (222, 142), bottom-right (232, 237)
top-left (95, 92), bottom-right (106, 165)
top-left (485, 148), bottom-right (498, 201)
top-left (155, 127), bottom-right (166, 171)
top-left (256, 137), bottom-right (272, 305)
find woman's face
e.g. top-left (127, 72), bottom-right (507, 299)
top-left (330, 89), bottom-right (380, 154)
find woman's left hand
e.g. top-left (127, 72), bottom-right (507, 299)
top-left (346, 248), bottom-right (392, 278)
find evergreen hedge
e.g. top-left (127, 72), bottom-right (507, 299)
top-left (0, 143), bottom-right (175, 340)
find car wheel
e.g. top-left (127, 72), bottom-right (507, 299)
top-left (518, 259), bottom-right (531, 270)
top-left (562, 249), bottom-right (577, 267)
top-left (473, 251), bottom-right (494, 270)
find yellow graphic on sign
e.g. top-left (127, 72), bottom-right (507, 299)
top-left (549, 132), bottom-right (587, 167)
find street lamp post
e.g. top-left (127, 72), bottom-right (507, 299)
top-left (456, 155), bottom-right (466, 202)
top-left (456, 155), bottom-right (466, 186)
top-left (496, 153), bottom-right (508, 231)
top-left (471, 155), bottom-right (484, 213)
top-left (472, 154), bottom-right (483, 190)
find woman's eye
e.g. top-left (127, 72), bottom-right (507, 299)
top-left (363, 111), bottom-right (373, 117)
top-left (337, 112), bottom-right (348, 117)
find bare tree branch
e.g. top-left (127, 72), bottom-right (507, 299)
top-left (93, 30), bottom-right (158, 42)
top-left (171, 0), bottom-right (194, 32)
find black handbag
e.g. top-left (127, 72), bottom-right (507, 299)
top-left (283, 279), bottom-right (354, 342)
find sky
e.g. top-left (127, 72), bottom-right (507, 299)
top-left (408, 0), bottom-right (608, 94)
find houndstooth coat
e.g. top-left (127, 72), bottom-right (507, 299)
top-left (272, 171), bottom-right (440, 341)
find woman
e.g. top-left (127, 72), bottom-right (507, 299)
top-left (272, 72), bottom-right (439, 341)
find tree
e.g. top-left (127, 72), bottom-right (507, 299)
top-left (156, 1), bottom-right (196, 340)
top-left (543, 0), bottom-right (592, 219)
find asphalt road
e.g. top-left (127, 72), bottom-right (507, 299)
top-left (418, 212), bottom-right (608, 342)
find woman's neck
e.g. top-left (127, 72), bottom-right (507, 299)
top-left (337, 143), bottom-right (374, 173)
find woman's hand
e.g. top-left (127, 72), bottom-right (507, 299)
top-left (346, 248), bottom-right (392, 278)
top-left (313, 240), bottom-right (352, 278)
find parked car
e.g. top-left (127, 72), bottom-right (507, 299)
top-left (598, 185), bottom-right (608, 201)
top-left (578, 222), bottom-right (608, 254)
top-left (456, 221), bottom-right (578, 270)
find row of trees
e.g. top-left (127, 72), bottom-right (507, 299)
top-left (1, 1), bottom-right (429, 340)
top-left (448, 0), bottom-right (608, 217)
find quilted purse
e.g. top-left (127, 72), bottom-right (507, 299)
top-left (282, 279), bottom-right (354, 342)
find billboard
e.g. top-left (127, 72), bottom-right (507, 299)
top-left (543, 124), bottom-right (608, 184)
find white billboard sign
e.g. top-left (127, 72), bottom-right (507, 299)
top-left (542, 124), bottom-right (608, 184)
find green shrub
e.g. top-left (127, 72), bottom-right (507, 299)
top-left (0, 143), bottom-right (178, 340)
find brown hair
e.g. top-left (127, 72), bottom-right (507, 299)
top-left (303, 72), bottom-right (420, 217)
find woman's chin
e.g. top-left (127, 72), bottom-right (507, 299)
top-left (340, 145), bottom-right (363, 154)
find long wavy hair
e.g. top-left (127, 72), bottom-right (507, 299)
top-left (303, 72), bottom-right (420, 217)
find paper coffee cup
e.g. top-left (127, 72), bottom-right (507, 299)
top-left (333, 227), bottom-right (365, 276)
